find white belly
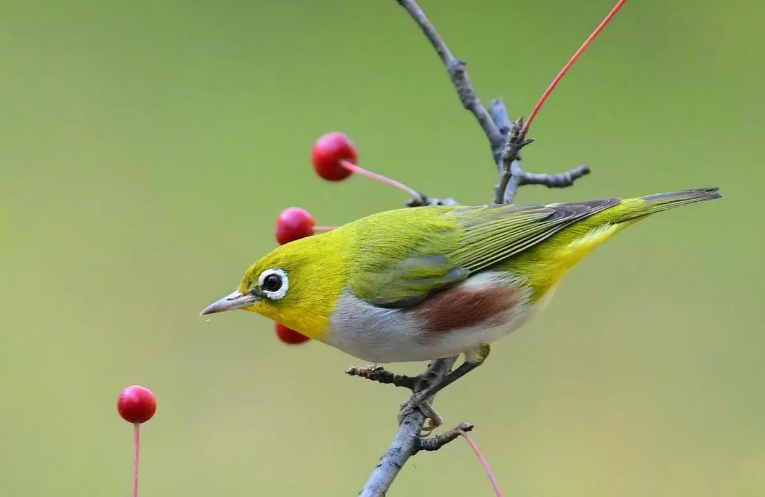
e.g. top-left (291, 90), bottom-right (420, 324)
top-left (325, 272), bottom-right (558, 363)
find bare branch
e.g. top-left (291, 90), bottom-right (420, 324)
top-left (494, 118), bottom-right (534, 205)
top-left (406, 194), bottom-right (460, 207)
top-left (519, 164), bottom-right (591, 187)
top-left (415, 422), bottom-right (474, 453)
top-left (358, 356), bottom-right (458, 497)
top-left (503, 163), bottom-right (524, 205)
top-left (396, 0), bottom-right (504, 163)
top-left (494, 121), bottom-right (589, 204)
top-left (396, 0), bottom-right (590, 206)
top-left (346, 364), bottom-right (418, 390)
top-left (357, 1), bottom-right (601, 494)
top-left (488, 99), bottom-right (511, 136)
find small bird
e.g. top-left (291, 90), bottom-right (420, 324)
top-left (201, 187), bottom-right (721, 429)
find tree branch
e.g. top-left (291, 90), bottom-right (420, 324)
top-left (396, 0), bottom-right (589, 206)
top-left (489, 99), bottom-right (512, 137)
top-left (356, 1), bottom-right (596, 495)
top-left (494, 117), bottom-right (535, 205)
top-left (358, 357), bottom-right (458, 497)
top-left (395, 0), bottom-right (505, 164)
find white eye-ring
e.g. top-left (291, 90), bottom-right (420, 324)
top-left (258, 268), bottom-right (289, 301)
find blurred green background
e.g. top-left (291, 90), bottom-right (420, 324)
top-left (1, 0), bottom-right (762, 495)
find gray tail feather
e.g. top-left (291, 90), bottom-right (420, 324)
top-left (605, 186), bottom-right (722, 224)
top-left (640, 186), bottom-right (722, 213)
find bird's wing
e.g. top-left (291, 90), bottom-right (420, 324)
top-left (349, 198), bottom-right (620, 308)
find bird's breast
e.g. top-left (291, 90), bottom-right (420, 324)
top-left (325, 271), bottom-right (548, 363)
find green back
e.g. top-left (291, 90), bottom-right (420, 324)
top-left (345, 199), bottom-right (619, 308)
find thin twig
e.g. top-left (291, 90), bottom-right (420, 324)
top-left (346, 365), bottom-right (418, 390)
top-left (519, 164), bottom-right (591, 188)
top-left (396, 0), bottom-right (505, 164)
top-left (415, 422), bottom-right (474, 453)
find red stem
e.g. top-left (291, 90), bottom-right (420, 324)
top-left (133, 423), bottom-right (140, 497)
top-left (340, 160), bottom-right (421, 199)
top-left (522, 0), bottom-right (629, 135)
top-left (460, 430), bottom-right (503, 497)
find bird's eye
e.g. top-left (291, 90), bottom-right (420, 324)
top-left (263, 273), bottom-right (282, 292)
top-left (258, 268), bottom-right (289, 301)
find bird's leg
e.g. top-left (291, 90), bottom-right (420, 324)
top-left (398, 344), bottom-right (491, 433)
top-left (397, 398), bottom-right (444, 437)
top-left (418, 402), bottom-right (443, 437)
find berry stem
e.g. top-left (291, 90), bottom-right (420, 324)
top-left (459, 430), bottom-right (502, 497)
top-left (340, 160), bottom-right (422, 200)
top-left (133, 422), bottom-right (140, 497)
top-left (522, 0), bottom-right (628, 135)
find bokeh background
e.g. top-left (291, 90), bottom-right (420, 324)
top-left (2, 0), bottom-right (763, 495)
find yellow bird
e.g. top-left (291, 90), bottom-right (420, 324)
top-left (201, 187), bottom-right (721, 427)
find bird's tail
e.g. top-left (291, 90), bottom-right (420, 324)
top-left (520, 186), bottom-right (721, 288)
top-left (612, 186), bottom-right (722, 224)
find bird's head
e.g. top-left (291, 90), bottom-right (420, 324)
top-left (199, 234), bottom-right (347, 340)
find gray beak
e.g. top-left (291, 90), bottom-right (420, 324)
top-left (199, 290), bottom-right (258, 316)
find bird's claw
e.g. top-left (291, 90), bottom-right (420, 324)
top-left (398, 398), bottom-right (444, 438)
top-left (350, 363), bottom-right (382, 375)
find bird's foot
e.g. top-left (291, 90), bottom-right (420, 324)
top-left (398, 398), bottom-right (444, 437)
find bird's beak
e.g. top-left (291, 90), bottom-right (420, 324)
top-left (199, 290), bottom-right (258, 316)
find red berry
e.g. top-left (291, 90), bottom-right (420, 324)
top-left (117, 385), bottom-right (157, 424)
top-left (275, 207), bottom-right (315, 245)
top-left (311, 132), bottom-right (357, 181)
top-left (275, 322), bottom-right (310, 345)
